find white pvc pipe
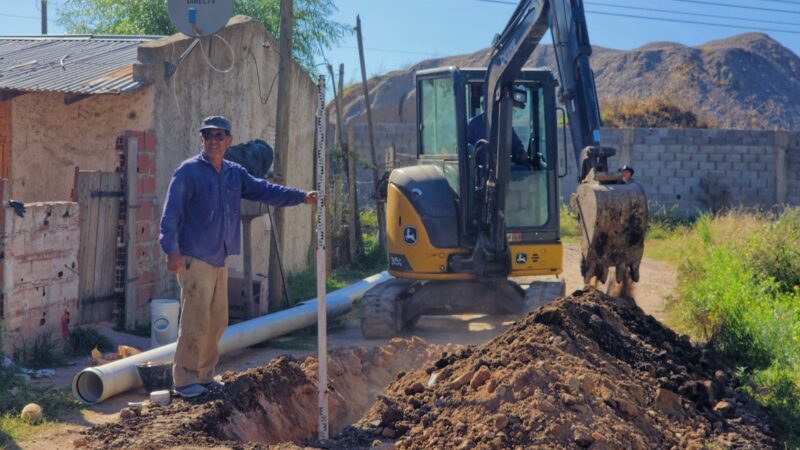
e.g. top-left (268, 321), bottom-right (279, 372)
top-left (72, 271), bottom-right (392, 404)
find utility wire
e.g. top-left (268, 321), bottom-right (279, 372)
top-left (664, 0), bottom-right (800, 15)
top-left (339, 45), bottom-right (440, 57)
top-left (0, 12), bottom-right (42, 20)
top-left (476, 0), bottom-right (800, 14)
top-left (474, 0), bottom-right (800, 34)
top-left (587, 1), bottom-right (800, 27)
top-left (756, 0), bottom-right (800, 5)
top-left (587, 10), bottom-right (800, 34)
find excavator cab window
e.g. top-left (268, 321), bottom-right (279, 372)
top-left (418, 75), bottom-right (461, 194)
top-left (506, 83), bottom-right (550, 228)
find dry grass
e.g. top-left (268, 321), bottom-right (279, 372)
top-left (601, 94), bottom-right (716, 129)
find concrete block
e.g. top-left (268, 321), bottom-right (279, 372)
top-left (682, 161), bottom-right (699, 171)
top-left (640, 151), bottom-right (660, 161)
top-left (659, 168), bottom-right (676, 178)
top-left (699, 162), bottom-right (715, 171)
top-left (742, 153), bottom-right (759, 163)
top-left (725, 154), bottom-right (742, 164)
top-left (709, 153), bottom-right (725, 163)
top-left (642, 168), bottom-right (659, 178)
top-left (665, 160), bottom-right (682, 170)
top-left (691, 152), bottom-right (708, 163)
top-left (719, 162), bottom-right (737, 172)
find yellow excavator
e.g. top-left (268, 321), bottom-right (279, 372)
top-left (361, 0), bottom-right (648, 338)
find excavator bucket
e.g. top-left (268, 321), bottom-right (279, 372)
top-left (571, 181), bottom-right (648, 285)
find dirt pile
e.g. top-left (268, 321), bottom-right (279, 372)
top-left (83, 337), bottom-right (454, 449)
top-left (337, 288), bottom-right (779, 449)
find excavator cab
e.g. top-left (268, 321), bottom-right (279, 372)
top-left (361, 68), bottom-right (566, 338)
top-left (412, 67), bottom-right (562, 277)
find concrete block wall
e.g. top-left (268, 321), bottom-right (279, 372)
top-left (346, 124), bottom-right (800, 218)
top-left (346, 123), bottom-right (417, 204)
top-left (0, 186), bottom-right (80, 354)
top-left (782, 132), bottom-right (800, 206)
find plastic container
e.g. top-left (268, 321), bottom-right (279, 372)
top-left (150, 299), bottom-right (180, 349)
top-left (136, 362), bottom-right (173, 393)
top-left (150, 389), bottom-right (171, 406)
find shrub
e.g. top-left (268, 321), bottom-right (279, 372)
top-left (66, 327), bottom-right (114, 357)
top-left (601, 95), bottom-right (715, 129)
top-left (671, 209), bottom-right (800, 443)
top-left (12, 331), bottom-right (66, 370)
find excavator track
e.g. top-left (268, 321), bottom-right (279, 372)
top-left (360, 279), bottom-right (418, 339)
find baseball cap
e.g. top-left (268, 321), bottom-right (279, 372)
top-left (620, 165), bottom-right (635, 175)
top-left (198, 115), bottom-right (231, 133)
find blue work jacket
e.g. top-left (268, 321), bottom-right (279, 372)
top-left (159, 152), bottom-right (307, 267)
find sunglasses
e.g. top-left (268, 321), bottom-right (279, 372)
top-left (202, 130), bottom-right (228, 141)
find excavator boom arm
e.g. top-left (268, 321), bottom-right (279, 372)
top-left (480, 0), bottom-right (648, 284)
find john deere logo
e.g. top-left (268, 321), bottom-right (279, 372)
top-left (516, 253), bottom-right (528, 264)
top-left (403, 226), bottom-right (417, 245)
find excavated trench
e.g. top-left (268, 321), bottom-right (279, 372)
top-left (85, 337), bottom-right (454, 449)
top-left (86, 289), bottom-right (783, 449)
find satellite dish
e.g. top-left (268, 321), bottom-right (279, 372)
top-left (167, 0), bottom-right (235, 38)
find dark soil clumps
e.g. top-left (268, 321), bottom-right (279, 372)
top-left (333, 288), bottom-right (780, 449)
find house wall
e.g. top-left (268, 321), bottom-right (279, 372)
top-left (133, 16), bottom-right (317, 303)
top-left (0, 182), bottom-right (80, 354)
top-left (9, 89), bottom-right (154, 202)
top-left (345, 123), bottom-right (800, 217)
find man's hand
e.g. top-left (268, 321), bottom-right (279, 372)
top-left (305, 191), bottom-right (319, 205)
top-left (167, 251), bottom-right (184, 274)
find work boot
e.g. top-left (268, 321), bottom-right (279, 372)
top-left (174, 383), bottom-right (207, 399)
top-left (202, 379), bottom-right (225, 390)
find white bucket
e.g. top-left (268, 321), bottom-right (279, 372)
top-left (150, 299), bottom-right (180, 349)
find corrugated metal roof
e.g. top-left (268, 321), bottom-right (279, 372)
top-left (0, 35), bottom-right (162, 96)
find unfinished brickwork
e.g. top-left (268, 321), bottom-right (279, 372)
top-left (117, 130), bottom-right (161, 325)
top-left (345, 124), bottom-right (800, 217)
top-left (0, 180), bottom-right (80, 354)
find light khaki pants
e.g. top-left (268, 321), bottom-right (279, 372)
top-left (172, 256), bottom-right (228, 387)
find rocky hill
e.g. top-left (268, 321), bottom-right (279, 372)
top-left (335, 33), bottom-right (800, 131)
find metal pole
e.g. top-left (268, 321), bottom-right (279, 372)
top-left (314, 75), bottom-right (329, 440)
top-left (41, 0), bottom-right (47, 35)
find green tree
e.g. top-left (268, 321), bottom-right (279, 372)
top-left (55, 0), bottom-right (349, 72)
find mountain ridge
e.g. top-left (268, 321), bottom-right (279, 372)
top-left (334, 33), bottom-right (800, 131)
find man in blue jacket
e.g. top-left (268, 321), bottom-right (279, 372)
top-left (159, 116), bottom-right (316, 399)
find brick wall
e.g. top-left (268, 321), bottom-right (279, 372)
top-left (119, 130), bottom-right (161, 325)
top-left (345, 124), bottom-right (800, 217)
top-left (0, 183), bottom-right (80, 354)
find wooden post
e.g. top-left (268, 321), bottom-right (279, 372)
top-left (125, 137), bottom-right (138, 329)
top-left (346, 122), bottom-right (362, 262)
top-left (355, 15), bottom-right (386, 252)
top-left (269, 0), bottom-right (293, 310)
top-left (328, 63), bottom-right (355, 263)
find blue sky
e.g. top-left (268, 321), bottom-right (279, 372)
top-left (2, 0), bottom-right (800, 87)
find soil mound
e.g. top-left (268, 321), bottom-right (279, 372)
top-left (336, 289), bottom-right (779, 449)
top-left (84, 337), bottom-right (453, 449)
